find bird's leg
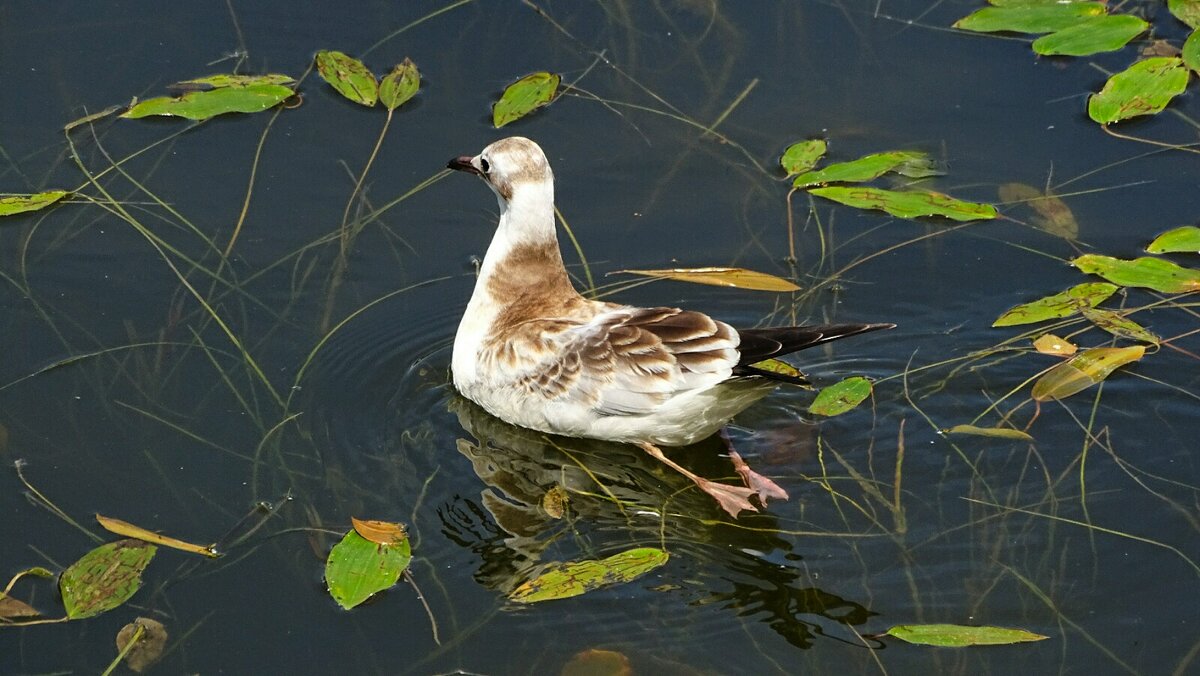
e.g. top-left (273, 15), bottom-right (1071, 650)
top-left (719, 432), bottom-right (789, 505)
top-left (637, 442), bottom-right (757, 517)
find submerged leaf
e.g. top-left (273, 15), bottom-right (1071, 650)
top-left (808, 376), bottom-right (872, 416)
top-left (60, 539), bottom-right (156, 620)
top-left (493, 72), bottom-right (560, 128)
top-left (325, 529), bottom-right (411, 610)
top-left (350, 517), bottom-right (408, 545)
top-left (1080, 308), bottom-right (1159, 344)
top-left (1088, 57), bottom-right (1189, 125)
top-left (1169, 0), bottom-right (1200, 29)
top-left (793, 151), bottom-right (940, 188)
top-left (1032, 15), bottom-right (1147, 57)
top-left (1072, 254), bottom-right (1200, 293)
top-left (122, 85), bottom-right (294, 120)
top-left (780, 139), bottom-right (828, 176)
top-left (884, 624), bottom-right (1049, 646)
top-left (562, 649), bottom-right (633, 676)
top-left (115, 617), bottom-right (168, 673)
top-left (1147, 225), bottom-right (1200, 254)
top-left (810, 186), bottom-right (997, 221)
top-left (1031, 345), bottom-right (1145, 401)
top-left (541, 485), bottom-right (569, 519)
top-left (992, 282), bottom-right (1117, 327)
top-left (749, 358), bottom-right (804, 380)
top-left (954, 3), bottom-right (1106, 33)
top-left (379, 58), bottom-right (420, 111)
top-left (944, 425), bottom-right (1034, 442)
top-left (314, 50), bottom-right (378, 106)
top-left (96, 514), bottom-right (218, 558)
top-left (1034, 334), bottom-right (1078, 356)
top-left (615, 267), bottom-right (799, 291)
top-left (997, 183), bottom-right (1078, 240)
top-left (0, 190), bottom-right (69, 217)
top-left (173, 73), bottom-right (295, 89)
top-left (508, 547), bottom-right (668, 604)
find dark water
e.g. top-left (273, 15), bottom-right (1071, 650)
top-left (2, 1), bottom-right (1198, 673)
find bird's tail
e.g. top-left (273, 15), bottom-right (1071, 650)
top-left (732, 322), bottom-right (895, 384)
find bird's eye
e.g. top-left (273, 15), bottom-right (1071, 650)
top-left (479, 158), bottom-right (491, 173)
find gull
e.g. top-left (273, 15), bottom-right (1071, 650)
top-left (447, 136), bottom-right (892, 517)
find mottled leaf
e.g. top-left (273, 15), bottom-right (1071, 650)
top-left (493, 72), bottom-right (560, 128)
top-left (954, 3), bottom-right (1106, 33)
top-left (1031, 345), bottom-right (1145, 401)
top-left (885, 624), bottom-right (1049, 646)
top-left (1147, 225), bottom-right (1200, 253)
top-left (1072, 254), bottom-right (1200, 293)
top-left (810, 186), bottom-right (998, 221)
top-left (115, 617), bottom-right (168, 673)
top-left (1088, 57), bottom-right (1189, 125)
top-left (1034, 334), bottom-right (1078, 356)
top-left (0, 190), bottom-right (69, 217)
top-left (379, 58), bottom-right (420, 111)
top-left (1185, 31), bottom-right (1200, 74)
top-left (808, 376), bottom-right (872, 416)
top-left (944, 425), bottom-right (1034, 442)
top-left (1032, 15), bottom-right (1147, 57)
top-left (351, 517), bottom-right (408, 546)
top-left (314, 50), bottom-right (378, 107)
top-left (998, 183), bottom-right (1078, 240)
top-left (992, 282), bottom-right (1117, 327)
top-left (1169, 0), bottom-right (1200, 29)
top-left (615, 267), bottom-right (799, 291)
top-left (749, 358), bottom-right (804, 380)
top-left (1080, 308), bottom-right (1159, 344)
top-left (793, 151), bottom-right (940, 188)
top-left (173, 73), bottom-right (295, 89)
top-left (780, 139), bottom-right (827, 176)
top-left (122, 85), bottom-right (294, 120)
top-left (59, 539), bottom-right (156, 620)
top-left (324, 529), bottom-right (411, 610)
top-left (509, 547), bottom-right (668, 604)
top-left (542, 485), bottom-right (569, 519)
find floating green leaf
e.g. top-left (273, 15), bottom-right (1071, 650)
top-left (173, 73), bottom-right (295, 89)
top-left (122, 85), bottom-right (294, 120)
top-left (944, 425), bottom-right (1034, 442)
top-left (493, 72), bottom-right (560, 128)
top-left (780, 140), bottom-right (827, 176)
top-left (810, 187), bottom-right (997, 221)
top-left (508, 547), bottom-right (668, 604)
top-left (1080, 308), bottom-right (1159, 344)
top-left (884, 624), bottom-right (1049, 647)
top-left (1087, 57), bottom-right (1189, 125)
top-left (1072, 254), bottom-right (1200, 293)
top-left (992, 282), bottom-right (1117, 327)
top-left (325, 529), bottom-right (411, 610)
top-left (1031, 345), bottom-right (1145, 401)
top-left (59, 539), bottom-right (156, 620)
top-left (615, 267), bottom-right (800, 291)
top-left (379, 58), bottom-right (420, 111)
top-left (315, 50), bottom-right (378, 107)
top-left (1148, 225), bottom-right (1200, 254)
top-left (954, 3), bottom-right (1106, 34)
top-left (749, 358), bottom-right (804, 380)
top-left (1169, 0), bottom-right (1200, 29)
top-left (997, 183), bottom-right (1078, 240)
top-left (808, 376), bottom-right (872, 416)
top-left (1032, 15), bottom-right (1147, 57)
top-left (1185, 31), bottom-right (1200, 74)
top-left (0, 190), bottom-right (69, 217)
top-left (793, 151), bottom-right (940, 188)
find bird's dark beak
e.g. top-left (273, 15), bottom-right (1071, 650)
top-left (447, 155), bottom-right (481, 176)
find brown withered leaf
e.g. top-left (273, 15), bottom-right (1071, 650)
top-left (351, 517), bottom-right (408, 545)
top-left (115, 617), bottom-right (168, 673)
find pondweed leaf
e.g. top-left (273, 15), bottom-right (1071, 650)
top-left (1031, 345), bottom-right (1145, 401)
top-left (944, 425), bottom-right (1034, 442)
top-left (1147, 225), bottom-right (1200, 253)
top-left (1032, 15), bottom-right (1147, 56)
top-left (379, 58), bottom-right (420, 111)
top-left (0, 594), bottom-right (39, 621)
top-left (122, 85), bottom-right (294, 120)
top-left (1088, 57), bottom-right (1189, 124)
top-left (493, 72), bottom-right (560, 128)
top-left (350, 517), bottom-right (408, 546)
top-left (780, 139), bottom-right (827, 176)
top-left (0, 190), bottom-right (69, 217)
top-left (749, 358), bottom-right (804, 380)
top-left (541, 485), bottom-right (569, 519)
top-left (810, 186), bottom-right (998, 221)
top-left (954, 2), bottom-right (1106, 34)
top-left (997, 183), bottom-right (1078, 240)
top-left (614, 267), bottom-right (800, 292)
top-left (96, 514), bottom-right (218, 558)
top-left (1169, 0), bottom-right (1200, 30)
top-left (315, 50), bottom-right (378, 107)
top-left (1185, 31), bottom-right (1200, 74)
top-left (115, 617), bottom-right (168, 674)
top-left (884, 624), bottom-right (1049, 647)
top-left (1072, 254), bottom-right (1200, 293)
top-left (508, 547), bottom-right (668, 604)
top-left (809, 376), bottom-right (872, 416)
top-left (793, 151), bottom-right (940, 188)
top-left (325, 529), bottom-right (411, 610)
top-left (1034, 334), bottom-right (1078, 356)
top-left (992, 282), bottom-right (1117, 327)
top-left (1080, 307), bottom-right (1159, 344)
top-left (60, 539), bottom-right (156, 620)
top-left (173, 73), bottom-right (295, 89)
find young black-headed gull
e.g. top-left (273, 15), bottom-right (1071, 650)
top-left (447, 137), bottom-right (892, 517)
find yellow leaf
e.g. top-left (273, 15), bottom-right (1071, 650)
top-left (1033, 334), bottom-right (1077, 356)
top-left (351, 517), bottom-right (408, 545)
top-left (614, 267), bottom-right (799, 292)
top-left (1031, 345), bottom-right (1145, 401)
top-left (96, 514), bottom-right (218, 558)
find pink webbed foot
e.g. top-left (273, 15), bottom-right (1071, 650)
top-left (693, 477), bottom-right (760, 518)
top-left (729, 449), bottom-right (790, 505)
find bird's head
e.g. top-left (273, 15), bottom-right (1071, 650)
top-left (447, 136), bottom-right (554, 208)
